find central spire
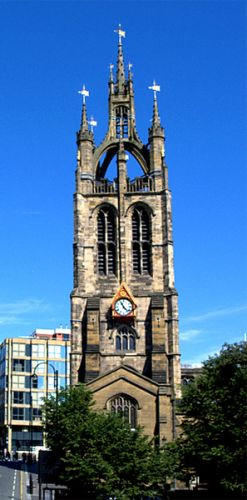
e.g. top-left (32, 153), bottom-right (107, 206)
top-left (114, 24), bottom-right (126, 94)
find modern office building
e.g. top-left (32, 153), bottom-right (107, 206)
top-left (0, 328), bottom-right (70, 455)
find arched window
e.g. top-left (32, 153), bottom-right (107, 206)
top-left (182, 377), bottom-right (194, 385)
top-left (110, 394), bottom-right (137, 429)
top-left (97, 206), bottom-right (117, 275)
top-left (115, 106), bottom-right (128, 138)
top-left (115, 326), bottom-right (136, 352)
top-left (132, 206), bottom-right (151, 274)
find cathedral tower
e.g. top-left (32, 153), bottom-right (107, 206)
top-left (71, 28), bottom-right (181, 442)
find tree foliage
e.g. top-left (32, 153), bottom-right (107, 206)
top-left (43, 384), bottom-right (173, 499)
top-left (176, 342), bottom-right (247, 494)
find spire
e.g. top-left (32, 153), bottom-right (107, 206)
top-left (77, 85), bottom-right (93, 141)
top-left (81, 103), bottom-right (89, 133)
top-left (152, 93), bottom-right (161, 128)
top-left (114, 24), bottom-right (126, 93)
top-left (148, 81), bottom-right (163, 133)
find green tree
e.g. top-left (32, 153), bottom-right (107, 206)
top-left (176, 342), bottom-right (247, 494)
top-left (43, 384), bottom-right (173, 499)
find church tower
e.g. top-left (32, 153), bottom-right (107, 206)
top-left (71, 27), bottom-right (181, 442)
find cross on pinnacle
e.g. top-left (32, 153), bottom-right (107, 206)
top-left (148, 80), bottom-right (161, 100)
top-left (78, 84), bottom-right (89, 105)
top-left (114, 24), bottom-right (126, 45)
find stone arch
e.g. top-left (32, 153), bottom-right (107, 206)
top-left (90, 201), bottom-right (118, 219)
top-left (107, 393), bottom-right (139, 429)
top-left (125, 200), bottom-right (154, 218)
top-left (94, 139), bottom-right (150, 178)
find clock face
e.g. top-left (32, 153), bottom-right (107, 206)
top-left (114, 298), bottom-right (133, 316)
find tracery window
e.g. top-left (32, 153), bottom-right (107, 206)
top-left (132, 206), bottom-right (151, 274)
top-left (115, 106), bottom-right (128, 138)
top-left (115, 326), bottom-right (136, 352)
top-left (97, 206), bottom-right (117, 275)
top-left (110, 394), bottom-right (137, 429)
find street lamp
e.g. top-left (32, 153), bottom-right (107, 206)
top-left (28, 362), bottom-right (58, 495)
top-left (30, 362), bottom-right (59, 455)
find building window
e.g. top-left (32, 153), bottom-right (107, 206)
top-left (32, 361), bottom-right (45, 374)
top-left (97, 206), bottom-right (117, 276)
top-left (48, 345), bottom-right (61, 359)
top-left (12, 343), bottom-right (26, 357)
top-left (13, 359), bottom-right (25, 372)
top-left (48, 361), bottom-right (66, 374)
top-left (12, 375), bottom-right (25, 389)
top-left (32, 344), bottom-right (45, 358)
top-left (13, 391), bottom-right (30, 404)
top-left (32, 376), bottom-right (44, 389)
top-left (12, 430), bottom-right (43, 452)
top-left (115, 106), bottom-right (128, 138)
top-left (182, 377), bottom-right (194, 385)
top-left (32, 408), bottom-right (42, 421)
top-left (115, 326), bottom-right (136, 352)
top-left (13, 391), bottom-right (24, 404)
top-left (132, 206), bottom-right (151, 274)
top-left (110, 394), bottom-right (137, 429)
top-left (13, 359), bottom-right (31, 372)
top-left (12, 407), bottom-right (24, 420)
top-left (31, 392), bottom-right (44, 406)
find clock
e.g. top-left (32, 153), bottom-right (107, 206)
top-left (114, 298), bottom-right (133, 316)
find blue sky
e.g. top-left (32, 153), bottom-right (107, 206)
top-left (0, 0), bottom-right (246, 365)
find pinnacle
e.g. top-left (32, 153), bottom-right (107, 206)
top-left (81, 103), bottom-right (89, 133)
top-left (116, 40), bottom-right (125, 93)
top-left (152, 94), bottom-right (161, 128)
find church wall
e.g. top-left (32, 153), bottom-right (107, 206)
top-left (70, 31), bottom-right (181, 438)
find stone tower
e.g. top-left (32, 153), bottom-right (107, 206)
top-left (71, 28), bottom-right (181, 442)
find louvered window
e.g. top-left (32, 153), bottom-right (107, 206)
top-left (116, 106), bottom-right (128, 138)
top-left (110, 394), bottom-right (137, 429)
top-left (132, 206), bottom-right (151, 274)
top-left (115, 326), bottom-right (136, 352)
top-left (97, 207), bottom-right (117, 276)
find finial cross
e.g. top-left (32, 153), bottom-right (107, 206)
top-left (88, 116), bottom-right (97, 133)
top-left (114, 24), bottom-right (126, 44)
top-left (148, 80), bottom-right (161, 100)
top-left (78, 84), bottom-right (89, 105)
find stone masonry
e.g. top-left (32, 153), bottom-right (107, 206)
top-left (70, 30), bottom-right (181, 443)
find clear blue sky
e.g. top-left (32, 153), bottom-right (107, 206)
top-left (0, 0), bottom-right (246, 365)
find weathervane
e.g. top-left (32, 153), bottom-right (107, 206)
top-left (88, 116), bottom-right (97, 133)
top-left (78, 84), bottom-right (89, 105)
top-left (114, 24), bottom-right (126, 44)
top-left (148, 80), bottom-right (161, 100)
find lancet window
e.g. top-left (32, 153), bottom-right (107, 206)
top-left (110, 394), bottom-right (137, 429)
top-left (132, 206), bottom-right (151, 274)
top-left (115, 106), bottom-right (128, 138)
top-left (115, 326), bottom-right (136, 352)
top-left (97, 206), bottom-right (117, 275)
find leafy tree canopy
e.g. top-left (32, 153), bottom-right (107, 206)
top-left (43, 384), bottom-right (174, 499)
top-left (176, 342), bottom-right (247, 494)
